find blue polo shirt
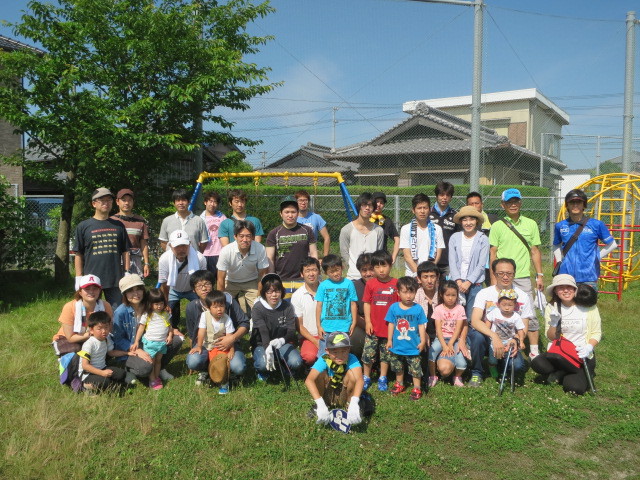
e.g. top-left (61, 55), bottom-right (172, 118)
top-left (553, 217), bottom-right (614, 283)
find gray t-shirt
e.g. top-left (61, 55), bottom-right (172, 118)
top-left (158, 213), bottom-right (208, 250)
top-left (339, 222), bottom-right (384, 279)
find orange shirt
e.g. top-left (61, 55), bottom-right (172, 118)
top-left (52, 300), bottom-right (113, 341)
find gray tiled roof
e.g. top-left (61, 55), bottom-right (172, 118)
top-left (329, 138), bottom-right (472, 158)
top-left (0, 35), bottom-right (44, 53)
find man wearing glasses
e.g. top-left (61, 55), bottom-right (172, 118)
top-left (464, 258), bottom-right (535, 387)
top-left (488, 188), bottom-right (543, 359)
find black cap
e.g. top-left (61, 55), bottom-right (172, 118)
top-left (279, 195), bottom-right (298, 211)
top-left (565, 189), bottom-right (588, 206)
top-left (372, 191), bottom-right (386, 203)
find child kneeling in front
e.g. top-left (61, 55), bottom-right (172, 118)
top-left (305, 332), bottom-right (365, 426)
top-left (188, 290), bottom-right (235, 394)
top-left (385, 276), bottom-right (428, 400)
top-left (79, 311), bottom-right (128, 392)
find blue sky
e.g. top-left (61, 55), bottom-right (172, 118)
top-left (2, 0), bottom-right (639, 169)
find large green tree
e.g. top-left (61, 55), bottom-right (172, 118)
top-left (0, 0), bottom-right (276, 281)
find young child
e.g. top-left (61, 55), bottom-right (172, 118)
top-left (427, 280), bottom-right (468, 387)
top-left (315, 255), bottom-right (358, 358)
top-left (350, 252), bottom-right (375, 358)
top-left (189, 290), bottom-right (236, 393)
top-left (485, 289), bottom-right (526, 379)
top-left (385, 277), bottom-right (428, 400)
top-left (131, 289), bottom-right (173, 390)
top-left (305, 332), bottom-right (365, 426)
top-left (362, 250), bottom-right (398, 392)
top-left (79, 311), bottom-right (127, 392)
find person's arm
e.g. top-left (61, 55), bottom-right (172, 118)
top-left (417, 323), bottom-right (427, 353)
top-left (363, 302), bottom-right (373, 335)
top-left (470, 306), bottom-right (505, 358)
top-left (339, 225), bottom-right (350, 266)
top-left (140, 238), bottom-right (150, 278)
top-left (61, 323), bottom-right (90, 344)
top-left (600, 239), bottom-right (617, 259)
top-left (403, 248), bottom-right (418, 274)
top-left (81, 357), bottom-right (113, 377)
top-left (319, 226), bottom-right (330, 257)
top-left (305, 367), bottom-right (323, 399)
top-left (265, 246), bottom-right (276, 273)
top-left (189, 328), bottom-right (206, 354)
top-left (217, 270), bottom-right (227, 291)
top-left (434, 248), bottom-right (442, 265)
top-left (130, 322), bottom-right (145, 352)
top-left (489, 246), bottom-right (498, 285)
top-left (316, 300), bottom-right (325, 337)
top-left (530, 245), bottom-right (544, 291)
top-left (160, 283), bottom-right (169, 305)
top-left (349, 301), bottom-right (357, 336)
top-left (308, 242), bottom-right (318, 259)
top-left (123, 250), bottom-right (130, 272)
top-left (436, 318), bottom-right (454, 357)
top-left (391, 236), bottom-right (400, 265)
top-left (255, 235), bottom-right (262, 244)
top-left (386, 320), bottom-right (394, 351)
top-left (449, 315), bottom-right (465, 346)
top-left (74, 253), bottom-right (84, 277)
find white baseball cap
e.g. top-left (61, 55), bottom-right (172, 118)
top-left (169, 229), bottom-right (190, 247)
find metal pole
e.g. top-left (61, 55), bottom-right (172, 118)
top-left (332, 107), bottom-right (338, 153)
top-left (469, 0), bottom-right (484, 193)
top-left (539, 132), bottom-right (545, 188)
top-left (596, 136), bottom-right (601, 176)
top-left (622, 11), bottom-right (637, 173)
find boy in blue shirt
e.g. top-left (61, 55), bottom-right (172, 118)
top-left (315, 254), bottom-right (358, 358)
top-left (386, 276), bottom-right (428, 400)
top-left (305, 331), bottom-right (364, 426)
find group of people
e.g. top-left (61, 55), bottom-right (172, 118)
top-left (53, 182), bottom-right (613, 424)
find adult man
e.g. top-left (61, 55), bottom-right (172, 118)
top-left (199, 191), bottom-right (227, 280)
top-left (158, 189), bottom-right (208, 253)
top-left (295, 189), bottom-right (331, 257)
top-left (266, 196), bottom-right (318, 293)
top-left (489, 188), bottom-right (544, 357)
top-left (400, 193), bottom-right (445, 277)
top-left (218, 189), bottom-right (264, 246)
top-left (371, 192), bottom-right (400, 265)
top-left (467, 191), bottom-right (498, 285)
top-left (553, 189), bottom-right (617, 289)
top-left (291, 257), bottom-right (322, 366)
top-left (158, 230), bottom-right (206, 332)
top-left (428, 181), bottom-right (460, 277)
top-left (73, 187), bottom-right (130, 307)
top-left (217, 220), bottom-right (270, 313)
top-left (339, 192), bottom-right (384, 280)
top-left (466, 258), bottom-right (535, 387)
top-left (111, 188), bottom-right (150, 278)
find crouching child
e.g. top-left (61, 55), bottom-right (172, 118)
top-left (305, 332), bottom-right (373, 427)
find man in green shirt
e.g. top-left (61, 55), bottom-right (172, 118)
top-left (488, 188), bottom-right (544, 359)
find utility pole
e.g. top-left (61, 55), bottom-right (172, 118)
top-left (260, 151), bottom-right (267, 169)
top-left (331, 107), bottom-right (339, 153)
top-left (622, 11), bottom-right (639, 173)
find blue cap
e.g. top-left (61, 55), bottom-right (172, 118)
top-left (501, 188), bottom-right (522, 202)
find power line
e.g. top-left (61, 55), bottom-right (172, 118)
top-left (490, 5), bottom-right (620, 23)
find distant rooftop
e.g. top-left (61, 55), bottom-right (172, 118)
top-left (0, 34), bottom-right (44, 54)
top-left (403, 88), bottom-right (570, 125)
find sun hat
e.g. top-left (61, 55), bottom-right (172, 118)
top-left (119, 274), bottom-right (145, 294)
top-left (545, 273), bottom-right (577, 297)
top-left (453, 205), bottom-right (484, 224)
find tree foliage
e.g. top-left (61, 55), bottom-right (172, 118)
top-left (0, 0), bottom-right (277, 280)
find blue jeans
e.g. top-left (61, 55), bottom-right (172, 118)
top-left (253, 343), bottom-right (303, 374)
top-left (185, 349), bottom-right (247, 377)
top-left (168, 289), bottom-right (198, 328)
top-left (467, 327), bottom-right (491, 378)
top-left (428, 337), bottom-right (467, 370)
top-left (488, 346), bottom-right (527, 374)
top-left (463, 283), bottom-right (483, 320)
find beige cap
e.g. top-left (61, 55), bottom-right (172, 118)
top-left (119, 274), bottom-right (145, 293)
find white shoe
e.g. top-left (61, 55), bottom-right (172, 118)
top-left (159, 369), bottom-right (174, 381)
top-left (195, 372), bottom-right (208, 386)
top-left (125, 372), bottom-right (138, 385)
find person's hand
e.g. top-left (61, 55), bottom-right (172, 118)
top-left (347, 396), bottom-right (362, 425)
top-left (365, 321), bottom-right (373, 336)
top-left (214, 335), bottom-right (234, 351)
top-left (74, 276), bottom-right (82, 291)
top-left (506, 339), bottom-right (518, 357)
top-left (417, 341), bottom-right (426, 353)
top-left (189, 345), bottom-right (202, 355)
top-left (317, 326), bottom-right (326, 338)
top-left (129, 344), bottom-right (137, 353)
top-left (143, 264), bottom-right (150, 278)
top-left (442, 344), bottom-right (454, 357)
top-left (315, 398), bottom-right (331, 425)
top-left (536, 276), bottom-right (544, 291)
top-left (269, 338), bottom-right (285, 350)
top-left (349, 324), bottom-right (355, 336)
top-left (548, 306), bottom-right (561, 327)
top-left (166, 332), bottom-right (174, 345)
top-left (102, 369), bottom-right (113, 378)
top-left (492, 335), bottom-right (505, 359)
top-left (265, 345), bottom-right (276, 371)
top-left (577, 343), bottom-right (594, 359)
top-left (312, 337), bottom-right (320, 348)
top-left (386, 340), bottom-right (393, 351)
top-left (459, 343), bottom-right (471, 360)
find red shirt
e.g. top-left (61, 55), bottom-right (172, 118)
top-left (363, 277), bottom-right (398, 338)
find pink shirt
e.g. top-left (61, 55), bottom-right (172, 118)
top-left (202, 211), bottom-right (227, 256)
top-left (431, 304), bottom-right (466, 338)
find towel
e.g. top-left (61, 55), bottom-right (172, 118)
top-left (74, 299), bottom-right (105, 333)
top-left (166, 246), bottom-right (201, 288)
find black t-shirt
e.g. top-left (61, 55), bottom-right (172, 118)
top-left (73, 217), bottom-right (129, 289)
top-left (266, 223), bottom-right (316, 280)
top-left (374, 215), bottom-right (399, 253)
top-left (429, 207), bottom-right (460, 267)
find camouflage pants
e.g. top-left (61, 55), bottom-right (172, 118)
top-left (389, 353), bottom-right (423, 378)
top-left (361, 334), bottom-right (391, 365)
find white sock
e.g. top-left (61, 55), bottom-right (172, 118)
top-left (530, 345), bottom-right (539, 355)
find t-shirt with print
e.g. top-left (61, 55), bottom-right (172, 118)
top-left (311, 353), bottom-right (361, 376)
top-left (111, 214), bottom-right (149, 251)
top-left (486, 309), bottom-right (525, 344)
top-left (363, 277), bottom-right (398, 338)
top-left (316, 277), bottom-right (358, 333)
top-left (431, 304), bottom-right (466, 338)
top-left (202, 211), bottom-right (227, 257)
top-left (298, 211), bottom-right (327, 238)
top-left (266, 223), bottom-right (316, 280)
top-left (79, 335), bottom-right (114, 379)
top-left (73, 217), bottom-right (130, 289)
top-left (429, 206), bottom-right (460, 268)
top-left (472, 285), bottom-right (535, 323)
top-left (385, 302), bottom-right (428, 356)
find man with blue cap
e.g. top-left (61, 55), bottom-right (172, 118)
top-left (488, 188), bottom-right (543, 359)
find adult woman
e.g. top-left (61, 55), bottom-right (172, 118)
top-left (111, 274), bottom-right (183, 383)
top-left (251, 273), bottom-right (302, 380)
top-left (448, 205), bottom-right (489, 319)
top-left (531, 274), bottom-right (601, 395)
top-left (52, 274), bottom-right (113, 356)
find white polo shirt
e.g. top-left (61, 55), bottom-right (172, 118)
top-left (217, 240), bottom-right (269, 283)
top-left (291, 283), bottom-right (318, 336)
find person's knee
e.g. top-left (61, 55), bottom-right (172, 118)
top-left (253, 351), bottom-right (267, 372)
top-left (230, 352), bottom-right (246, 376)
top-left (287, 351), bottom-right (303, 370)
top-left (563, 378), bottom-right (587, 395)
top-left (185, 353), bottom-right (207, 371)
top-left (438, 360), bottom-right (454, 377)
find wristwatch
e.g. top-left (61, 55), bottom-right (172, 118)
top-left (536, 273), bottom-right (544, 277)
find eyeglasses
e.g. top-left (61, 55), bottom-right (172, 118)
top-left (495, 271), bottom-right (515, 278)
top-left (195, 282), bottom-right (212, 290)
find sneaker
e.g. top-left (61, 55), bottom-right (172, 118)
top-left (159, 369), bottom-right (174, 381)
top-left (195, 372), bottom-right (208, 386)
top-left (410, 387), bottom-right (423, 400)
top-left (151, 378), bottom-right (163, 390)
top-left (218, 383), bottom-right (229, 395)
top-left (363, 375), bottom-right (372, 391)
top-left (489, 365), bottom-right (499, 379)
top-left (529, 351), bottom-right (539, 360)
top-left (257, 372), bottom-right (269, 382)
top-left (124, 371), bottom-right (138, 385)
top-left (377, 376), bottom-right (388, 392)
top-left (453, 376), bottom-right (464, 387)
top-left (427, 376), bottom-right (438, 388)
top-left (468, 375), bottom-right (483, 388)
top-left (390, 382), bottom-right (406, 396)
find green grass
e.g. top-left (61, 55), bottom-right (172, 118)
top-left (1, 271), bottom-right (639, 479)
